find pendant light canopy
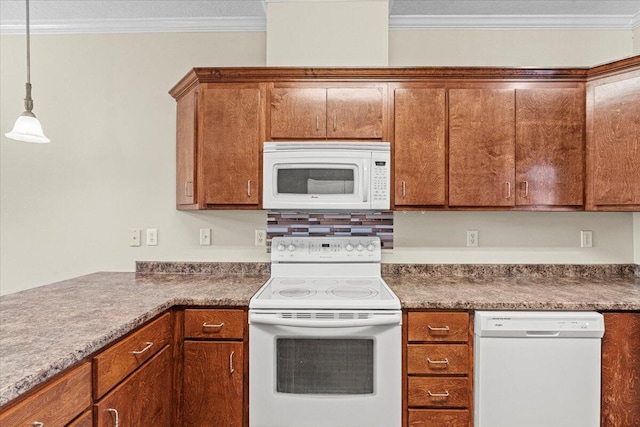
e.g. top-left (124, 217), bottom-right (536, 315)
top-left (5, 0), bottom-right (50, 144)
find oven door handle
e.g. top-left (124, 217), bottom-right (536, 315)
top-left (250, 312), bottom-right (401, 328)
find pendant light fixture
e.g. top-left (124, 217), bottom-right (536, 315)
top-left (5, 0), bottom-right (50, 143)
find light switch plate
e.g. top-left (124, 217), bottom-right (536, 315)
top-left (146, 228), bottom-right (158, 246)
top-left (200, 228), bottom-right (212, 246)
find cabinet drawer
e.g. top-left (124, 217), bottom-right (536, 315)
top-left (408, 377), bottom-right (470, 408)
top-left (408, 312), bottom-right (469, 342)
top-left (93, 312), bottom-right (171, 399)
top-left (408, 344), bottom-right (469, 375)
top-left (68, 410), bottom-right (93, 427)
top-left (0, 362), bottom-right (91, 427)
top-left (184, 309), bottom-right (245, 339)
top-left (408, 409), bottom-right (470, 427)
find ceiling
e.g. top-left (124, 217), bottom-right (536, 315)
top-left (1, 0), bottom-right (639, 33)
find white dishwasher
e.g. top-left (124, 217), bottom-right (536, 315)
top-left (474, 311), bottom-right (605, 427)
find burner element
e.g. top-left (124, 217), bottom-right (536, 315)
top-left (328, 286), bottom-right (378, 299)
top-left (278, 288), bottom-right (317, 298)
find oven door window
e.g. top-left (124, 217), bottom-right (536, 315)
top-left (276, 167), bottom-right (356, 195)
top-left (276, 338), bottom-right (374, 395)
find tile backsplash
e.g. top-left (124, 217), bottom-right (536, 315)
top-left (267, 211), bottom-right (394, 249)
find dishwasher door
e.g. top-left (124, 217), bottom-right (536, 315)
top-left (474, 311), bottom-right (605, 427)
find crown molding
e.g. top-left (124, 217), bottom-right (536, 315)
top-left (0, 16), bottom-right (266, 35)
top-left (390, 14), bottom-right (637, 30)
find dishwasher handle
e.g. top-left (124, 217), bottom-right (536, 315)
top-left (526, 331), bottom-right (561, 337)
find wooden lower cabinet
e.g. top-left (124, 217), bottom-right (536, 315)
top-left (94, 345), bottom-right (172, 427)
top-left (408, 409), bottom-right (470, 427)
top-left (601, 312), bottom-right (640, 427)
top-left (183, 341), bottom-right (244, 427)
top-left (68, 410), bottom-right (93, 427)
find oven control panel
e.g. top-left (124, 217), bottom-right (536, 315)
top-left (271, 236), bottom-right (381, 262)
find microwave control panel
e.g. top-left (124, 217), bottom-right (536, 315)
top-left (371, 152), bottom-right (390, 209)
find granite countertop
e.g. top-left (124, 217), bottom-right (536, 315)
top-left (1, 263), bottom-right (639, 407)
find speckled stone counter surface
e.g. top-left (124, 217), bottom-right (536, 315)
top-left (0, 268), bottom-right (268, 407)
top-left (1, 262), bottom-right (638, 408)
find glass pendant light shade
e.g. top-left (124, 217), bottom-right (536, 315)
top-left (5, 113), bottom-right (50, 143)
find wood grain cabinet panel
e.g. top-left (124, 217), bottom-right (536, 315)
top-left (0, 362), bottom-right (91, 427)
top-left (408, 409), bottom-right (470, 427)
top-left (408, 377), bottom-right (470, 408)
top-left (94, 345), bottom-right (172, 427)
top-left (408, 312), bottom-right (469, 343)
top-left (201, 85), bottom-right (263, 207)
top-left (67, 410), bottom-right (93, 427)
top-left (327, 87), bottom-right (383, 139)
top-left (515, 87), bottom-right (585, 206)
top-left (184, 309), bottom-right (245, 339)
top-left (270, 87), bottom-right (327, 138)
top-left (601, 312), bottom-right (640, 427)
top-left (183, 341), bottom-right (244, 427)
top-left (449, 88), bottom-right (516, 207)
top-left (93, 312), bottom-right (171, 399)
top-left (176, 87), bottom-right (198, 207)
top-left (408, 344), bottom-right (469, 375)
top-left (394, 87), bottom-right (446, 206)
top-left (590, 73), bottom-right (640, 208)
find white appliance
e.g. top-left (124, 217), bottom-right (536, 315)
top-left (249, 236), bottom-right (402, 427)
top-left (474, 311), bottom-right (605, 427)
top-left (262, 142), bottom-right (390, 210)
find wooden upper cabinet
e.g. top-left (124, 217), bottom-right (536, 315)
top-left (270, 87), bottom-right (326, 138)
top-left (588, 71), bottom-right (640, 209)
top-left (327, 87), bottom-right (384, 139)
top-left (515, 87), bottom-right (585, 206)
top-left (269, 85), bottom-right (384, 139)
top-left (449, 88), bottom-right (516, 207)
top-left (394, 87), bottom-right (446, 206)
top-left (176, 87), bottom-right (198, 207)
top-left (200, 84), bottom-right (264, 207)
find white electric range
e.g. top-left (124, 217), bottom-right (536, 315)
top-left (249, 236), bottom-right (401, 427)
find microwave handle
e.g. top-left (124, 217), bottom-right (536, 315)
top-left (362, 163), bottom-right (369, 203)
top-left (250, 312), bottom-right (401, 328)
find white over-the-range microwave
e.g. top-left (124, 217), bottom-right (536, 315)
top-left (262, 141), bottom-right (391, 210)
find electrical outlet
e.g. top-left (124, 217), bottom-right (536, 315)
top-left (200, 228), bottom-right (212, 246)
top-left (129, 228), bottom-right (141, 247)
top-left (467, 230), bottom-right (479, 247)
top-left (581, 230), bottom-right (593, 248)
top-left (255, 230), bottom-right (266, 246)
top-left (146, 228), bottom-right (158, 246)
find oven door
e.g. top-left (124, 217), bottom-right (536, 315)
top-left (249, 310), bottom-right (402, 427)
top-left (263, 153), bottom-right (370, 209)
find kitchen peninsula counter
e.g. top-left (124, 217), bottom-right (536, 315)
top-left (1, 265), bottom-right (639, 406)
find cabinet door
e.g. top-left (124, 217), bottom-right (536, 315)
top-left (516, 87), bottom-right (585, 206)
top-left (176, 88), bottom-right (198, 207)
top-left (327, 88), bottom-right (383, 139)
top-left (183, 341), bottom-right (244, 427)
top-left (201, 85), bottom-right (262, 206)
top-left (394, 88), bottom-right (446, 206)
top-left (270, 87), bottom-right (327, 138)
top-left (591, 75), bottom-right (640, 207)
top-left (601, 313), bottom-right (640, 427)
top-left (94, 346), bottom-right (172, 427)
top-left (449, 88), bottom-right (515, 206)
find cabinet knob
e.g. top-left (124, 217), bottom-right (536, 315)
top-left (107, 408), bottom-right (120, 427)
top-left (522, 181), bottom-right (529, 198)
top-left (505, 182), bottom-right (511, 199)
top-left (401, 181), bottom-right (406, 198)
top-left (32, 422), bottom-right (44, 427)
top-left (229, 351), bottom-right (235, 374)
top-left (427, 390), bottom-right (450, 399)
top-left (247, 180), bottom-right (252, 197)
top-left (130, 342), bottom-right (153, 355)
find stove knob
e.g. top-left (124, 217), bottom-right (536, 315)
top-left (277, 243), bottom-right (286, 252)
top-left (287, 244), bottom-right (296, 252)
top-left (356, 243), bottom-right (364, 252)
top-left (345, 243), bottom-right (354, 252)
top-left (367, 242), bottom-right (376, 251)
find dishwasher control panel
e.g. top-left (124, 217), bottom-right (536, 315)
top-left (475, 311), bottom-right (605, 338)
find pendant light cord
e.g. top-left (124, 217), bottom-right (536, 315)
top-left (23, 0), bottom-right (34, 115)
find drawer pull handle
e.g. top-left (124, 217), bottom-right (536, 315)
top-left (131, 342), bottom-right (153, 355)
top-left (427, 390), bottom-right (450, 398)
top-left (428, 325), bottom-right (450, 332)
top-left (229, 351), bottom-right (235, 374)
top-left (107, 408), bottom-right (120, 427)
top-left (32, 422), bottom-right (44, 427)
top-left (203, 322), bottom-right (224, 328)
top-left (427, 357), bottom-right (449, 365)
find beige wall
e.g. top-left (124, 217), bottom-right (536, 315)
top-left (634, 26), bottom-right (640, 54)
top-left (635, 213), bottom-right (640, 264)
top-left (267, 1), bottom-right (388, 66)
top-left (390, 30), bottom-right (633, 66)
top-left (1, 27), bottom-right (637, 295)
